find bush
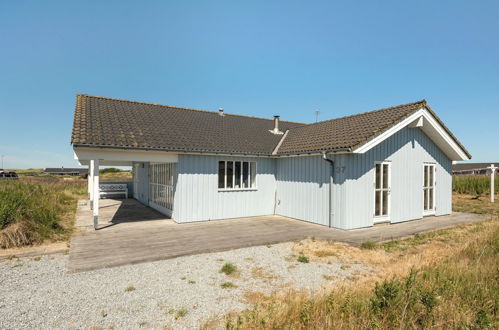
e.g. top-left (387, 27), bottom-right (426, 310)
top-left (0, 180), bottom-right (86, 248)
top-left (297, 255), bottom-right (310, 263)
top-left (453, 175), bottom-right (498, 195)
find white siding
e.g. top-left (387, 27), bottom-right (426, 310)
top-left (275, 156), bottom-right (330, 226)
top-left (333, 127), bottom-right (452, 229)
top-left (172, 155), bottom-right (276, 222)
top-left (132, 162), bottom-right (150, 205)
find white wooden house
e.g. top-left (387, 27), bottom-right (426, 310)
top-left (71, 95), bottom-right (471, 229)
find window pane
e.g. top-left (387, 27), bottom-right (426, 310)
top-left (382, 191), bottom-right (389, 215)
top-left (429, 188), bottom-right (433, 209)
top-left (234, 162), bottom-right (241, 188)
top-left (429, 166), bottom-right (434, 187)
top-left (382, 164), bottom-right (389, 188)
top-left (250, 162), bottom-right (256, 188)
top-left (423, 189), bottom-right (428, 210)
top-left (226, 161), bottom-right (233, 188)
top-left (424, 165), bottom-right (428, 187)
top-left (242, 162), bottom-right (249, 188)
top-left (218, 161), bottom-right (225, 188)
top-left (375, 191), bottom-right (381, 216)
top-left (375, 164), bottom-right (381, 189)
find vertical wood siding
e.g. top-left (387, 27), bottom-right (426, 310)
top-left (334, 127), bottom-right (452, 229)
top-left (173, 155), bottom-right (277, 222)
top-left (275, 156), bottom-right (330, 226)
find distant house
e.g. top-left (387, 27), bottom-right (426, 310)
top-left (71, 94), bottom-right (471, 230)
top-left (452, 163), bottom-right (498, 175)
top-left (44, 168), bottom-right (88, 176)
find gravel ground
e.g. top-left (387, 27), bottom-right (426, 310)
top-left (0, 242), bottom-right (369, 329)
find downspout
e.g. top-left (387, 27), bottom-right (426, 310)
top-left (322, 152), bottom-right (334, 228)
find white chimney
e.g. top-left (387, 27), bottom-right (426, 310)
top-left (269, 115), bottom-right (283, 135)
top-left (218, 108), bottom-right (224, 116)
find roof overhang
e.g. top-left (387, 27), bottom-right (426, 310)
top-left (352, 108), bottom-right (471, 161)
top-left (73, 146), bottom-right (178, 166)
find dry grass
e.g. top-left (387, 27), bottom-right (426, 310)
top-left (251, 267), bottom-right (280, 283)
top-left (207, 192), bottom-right (499, 329)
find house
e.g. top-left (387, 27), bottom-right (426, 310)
top-left (71, 94), bottom-right (471, 230)
top-left (452, 162), bottom-right (498, 175)
top-left (44, 167), bottom-right (88, 176)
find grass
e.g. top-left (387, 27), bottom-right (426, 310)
top-left (297, 255), bottom-right (309, 263)
top-left (0, 179), bottom-right (86, 248)
top-left (220, 262), bottom-right (237, 275)
top-left (211, 195), bottom-right (499, 329)
top-left (453, 174), bottom-right (498, 196)
top-left (124, 285), bottom-right (136, 292)
top-left (174, 308), bottom-right (188, 320)
top-left (360, 240), bottom-right (377, 250)
top-left (220, 282), bottom-right (238, 289)
top-left (453, 193), bottom-right (499, 217)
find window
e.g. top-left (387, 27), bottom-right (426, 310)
top-left (423, 164), bottom-right (435, 213)
top-left (374, 161), bottom-right (391, 220)
top-left (218, 161), bottom-right (257, 190)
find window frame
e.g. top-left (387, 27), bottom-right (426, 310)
top-left (218, 160), bottom-right (257, 191)
top-left (423, 162), bottom-right (436, 215)
top-left (373, 161), bottom-right (391, 222)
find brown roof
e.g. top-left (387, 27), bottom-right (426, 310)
top-left (71, 95), bottom-right (471, 158)
top-left (276, 100), bottom-right (471, 158)
top-left (71, 94), bottom-right (302, 155)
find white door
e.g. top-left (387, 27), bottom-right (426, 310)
top-left (149, 163), bottom-right (176, 217)
top-left (423, 164), bottom-right (436, 215)
top-left (374, 162), bottom-right (391, 223)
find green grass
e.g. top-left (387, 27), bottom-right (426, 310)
top-left (174, 308), bottom-right (188, 320)
top-left (220, 262), bottom-right (237, 275)
top-left (453, 175), bottom-right (498, 195)
top-left (0, 179), bottom-right (86, 248)
top-left (297, 255), bottom-right (309, 263)
top-left (360, 240), bottom-right (377, 250)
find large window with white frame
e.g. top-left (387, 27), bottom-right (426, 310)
top-left (218, 161), bottom-right (257, 190)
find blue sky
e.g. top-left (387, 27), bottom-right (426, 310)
top-left (0, 0), bottom-right (497, 169)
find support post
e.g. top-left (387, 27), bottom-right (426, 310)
top-left (489, 164), bottom-right (497, 203)
top-left (92, 159), bottom-right (100, 230)
top-left (89, 160), bottom-right (95, 209)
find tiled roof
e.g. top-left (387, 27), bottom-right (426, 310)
top-left (276, 100), bottom-right (427, 154)
top-left (71, 94), bottom-right (302, 155)
top-left (71, 95), bottom-right (470, 158)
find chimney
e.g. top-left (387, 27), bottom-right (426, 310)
top-left (218, 108), bottom-right (224, 116)
top-left (269, 115), bottom-right (283, 135)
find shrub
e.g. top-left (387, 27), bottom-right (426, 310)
top-left (0, 180), bottom-right (86, 248)
top-left (220, 282), bottom-right (237, 289)
top-left (220, 262), bottom-right (237, 275)
top-left (174, 308), bottom-right (188, 320)
top-left (453, 175), bottom-right (498, 195)
top-left (297, 255), bottom-right (309, 263)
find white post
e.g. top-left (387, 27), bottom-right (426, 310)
top-left (92, 159), bottom-right (100, 230)
top-left (489, 164), bottom-right (497, 203)
top-left (88, 162), bottom-right (94, 203)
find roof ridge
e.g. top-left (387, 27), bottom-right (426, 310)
top-left (285, 99), bottom-right (427, 131)
top-left (77, 94), bottom-right (303, 125)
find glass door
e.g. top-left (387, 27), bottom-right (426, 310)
top-left (423, 164), bottom-right (435, 215)
top-left (374, 162), bottom-right (391, 222)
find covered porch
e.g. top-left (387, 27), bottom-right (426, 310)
top-left (74, 146), bottom-right (179, 229)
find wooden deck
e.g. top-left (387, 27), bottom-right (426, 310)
top-left (68, 199), bottom-right (485, 273)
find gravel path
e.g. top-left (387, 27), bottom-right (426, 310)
top-left (0, 242), bottom-right (369, 329)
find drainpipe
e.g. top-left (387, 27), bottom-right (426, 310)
top-left (322, 152), bottom-right (334, 228)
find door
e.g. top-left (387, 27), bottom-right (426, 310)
top-left (374, 162), bottom-right (391, 223)
top-left (149, 163), bottom-right (176, 217)
top-left (423, 164), bottom-right (436, 215)
top-left (133, 164), bottom-right (140, 199)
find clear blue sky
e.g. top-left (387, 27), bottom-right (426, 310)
top-left (0, 0), bottom-right (497, 169)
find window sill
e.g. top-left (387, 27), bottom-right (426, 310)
top-left (218, 188), bottom-right (258, 192)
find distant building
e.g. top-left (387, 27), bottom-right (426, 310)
top-left (452, 163), bottom-right (498, 175)
top-left (44, 168), bottom-right (88, 176)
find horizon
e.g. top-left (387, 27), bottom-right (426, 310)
top-left (1, 1), bottom-right (498, 169)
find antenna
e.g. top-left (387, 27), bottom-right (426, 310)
top-left (315, 109), bottom-right (320, 122)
